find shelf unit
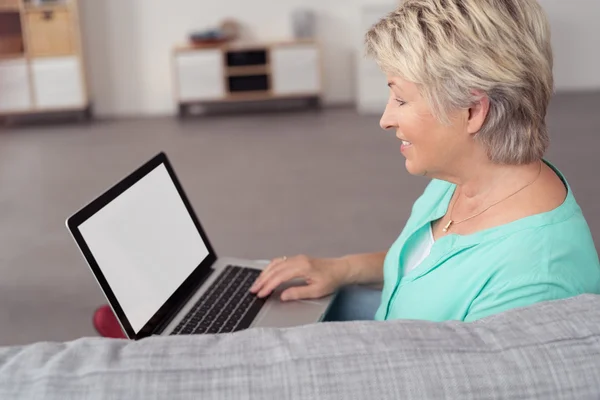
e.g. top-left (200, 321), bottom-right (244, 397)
top-left (0, 0), bottom-right (90, 119)
top-left (172, 40), bottom-right (322, 116)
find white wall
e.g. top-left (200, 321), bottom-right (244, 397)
top-left (80, 0), bottom-right (372, 117)
top-left (79, 0), bottom-right (600, 117)
top-left (538, 0), bottom-right (600, 92)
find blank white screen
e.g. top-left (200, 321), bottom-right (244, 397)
top-left (79, 164), bottom-right (209, 333)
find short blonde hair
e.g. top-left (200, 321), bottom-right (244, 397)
top-left (365, 0), bottom-right (554, 165)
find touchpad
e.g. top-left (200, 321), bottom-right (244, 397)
top-left (257, 299), bottom-right (323, 328)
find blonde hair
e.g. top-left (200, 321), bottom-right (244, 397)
top-left (365, 0), bottom-right (554, 165)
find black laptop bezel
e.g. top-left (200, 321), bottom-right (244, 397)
top-left (66, 152), bottom-right (217, 340)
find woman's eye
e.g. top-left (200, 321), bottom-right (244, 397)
top-left (395, 99), bottom-right (406, 106)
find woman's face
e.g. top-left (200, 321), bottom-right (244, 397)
top-left (380, 77), bottom-right (474, 178)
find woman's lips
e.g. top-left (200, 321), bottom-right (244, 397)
top-left (400, 140), bottom-right (412, 152)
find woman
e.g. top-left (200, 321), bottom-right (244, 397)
top-left (250, 0), bottom-right (600, 322)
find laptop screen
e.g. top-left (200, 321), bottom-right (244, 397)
top-left (79, 164), bottom-right (210, 333)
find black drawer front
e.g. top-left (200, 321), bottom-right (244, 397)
top-left (226, 50), bottom-right (267, 67)
top-left (228, 75), bottom-right (269, 92)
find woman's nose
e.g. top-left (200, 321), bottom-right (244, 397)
top-left (379, 105), bottom-right (395, 131)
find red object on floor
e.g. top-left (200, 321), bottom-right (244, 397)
top-left (93, 305), bottom-right (127, 339)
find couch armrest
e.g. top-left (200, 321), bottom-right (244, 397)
top-left (1, 295), bottom-right (600, 399)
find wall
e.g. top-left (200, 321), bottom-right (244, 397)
top-left (538, 0), bottom-right (600, 93)
top-left (79, 0), bottom-right (600, 117)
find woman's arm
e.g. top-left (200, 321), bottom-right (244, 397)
top-left (251, 252), bottom-right (387, 300)
top-left (339, 251), bottom-right (387, 286)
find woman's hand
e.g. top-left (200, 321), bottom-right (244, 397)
top-left (249, 255), bottom-right (350, 301)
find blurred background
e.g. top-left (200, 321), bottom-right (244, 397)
top-left (0, 0), bottom-right (598, 345)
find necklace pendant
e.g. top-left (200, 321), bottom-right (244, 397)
top-left (443, 220), bottom-right (453, 233)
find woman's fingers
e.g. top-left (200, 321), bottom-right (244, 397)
top-left (252, 256), bottom-right (301, 293)
top-left (280, 285), bottom-right (322, 301)
top-left (256, 265), bottom-right (305, 298)
top-left (250, 257), bottom-right (288, 293)
top-left (250, 255), bottom-right (340, 301)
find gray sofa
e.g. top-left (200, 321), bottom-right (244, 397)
top-left (1, 294), bottom-right (600, 399)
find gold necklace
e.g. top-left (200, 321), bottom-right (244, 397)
top-left (442, 161), bottom-right (543, 233)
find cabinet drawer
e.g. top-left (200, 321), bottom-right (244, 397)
top-left (0, 59), bottom-right (32, 112)
top-left (26, 9), bottom-right (75, 56)
top-left (271, 45), bottom-right (320, 95)
top-left (32, 56), bottom-right (84, 108)
top-left (176, 50), bottom-right (225, 101)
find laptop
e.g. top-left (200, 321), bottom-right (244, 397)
top-left (66, 152), bottom-right (333, 340)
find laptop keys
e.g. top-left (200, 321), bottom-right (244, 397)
top-left (171, 265), bottom-right (266, 335)
top-left (233, 296), bottom-right (266, 332)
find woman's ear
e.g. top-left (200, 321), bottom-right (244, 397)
top-left (467, 91), bottom-right (490, 136)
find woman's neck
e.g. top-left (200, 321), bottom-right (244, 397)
top-left (445, 159), bottom-right (543, 211)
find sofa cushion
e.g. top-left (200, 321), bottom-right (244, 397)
top-left (1, 295), bottom-right (600, 399)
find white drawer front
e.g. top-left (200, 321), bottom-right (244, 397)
top-left (176, 50), bottom-right (225, 101)
top-left (0, 59), bottom-right (32, 112)
top-left (32, 56), bottom-right (85, 109)
top-left (271, 45), bottom-right (320, 95)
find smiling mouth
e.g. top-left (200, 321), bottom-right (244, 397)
top-left (401, 140), bottom-right (412, 146)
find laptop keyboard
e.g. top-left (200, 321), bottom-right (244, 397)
top-left (171, 265), bottom-right (266, 335)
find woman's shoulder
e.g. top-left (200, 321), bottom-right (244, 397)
top-left (475, 223), bottom-right (600, 288)
top-left (481, 211), bottom-right (598, 260)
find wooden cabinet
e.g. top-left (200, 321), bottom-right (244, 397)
top-left (0, 59), bottom-right (31, 112)
top-left (173, 41), bottom-right (322, 114)
top-left (0, 0), bottom-right (89, 118)
top-left (26, 9), bottom-right (75, 57)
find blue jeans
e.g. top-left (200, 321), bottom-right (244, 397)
top-left (323, 285), bottom-right (382, 321)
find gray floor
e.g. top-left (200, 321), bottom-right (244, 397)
top-left (1, 93), bottom-right (599, 346)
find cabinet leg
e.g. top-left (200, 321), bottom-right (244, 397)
top-left (84, 104), bottom-right (94, 121)
top-left (78, 106), bottom-right (93, 122)
top-left (178, 104), bottom-right (188, 118)
top-left (308, 96), bottom-right (322, 110)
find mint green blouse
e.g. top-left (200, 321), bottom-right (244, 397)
top-left (375, 161), bottom-right (600, 322)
